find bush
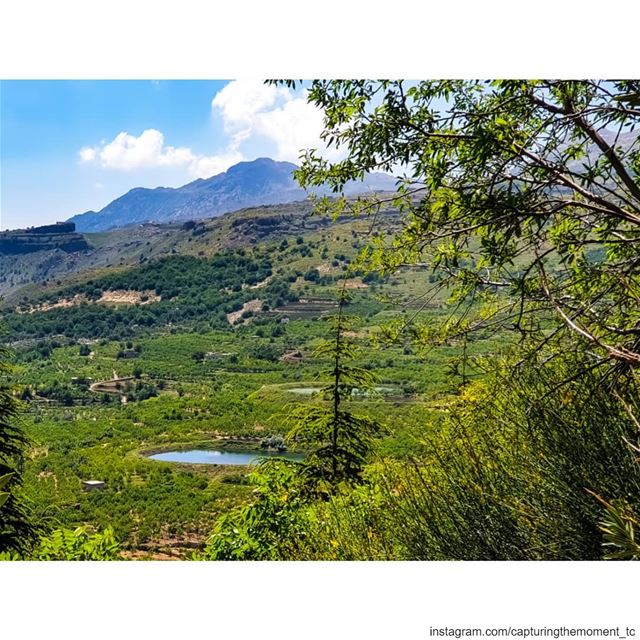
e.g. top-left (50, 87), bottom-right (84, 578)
top-left (290, 353), bottom-right (640, 560)
top-left (303, 269), bottom-right (320, 282)
top-left (0, 527), bottom-right (120, 561)
top-left (199, 460), bottom-right (309, 560)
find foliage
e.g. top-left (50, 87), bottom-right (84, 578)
top-left (37, 380), bottom-right (76, 405)
top-left (284, 80), bottom-right (640, 375)
top-left (123, 381), bottom-right (158, 402)
top-left (590, 492), bottom-right (640, 560)
top-left (3, 252), bottom-right (296, 341)
top-left (0, 526), bottom-right (120, 561)
top-left (201, 293), bottom-right (384, 558)
top-left (285, 292), bottom-right (382, 494)
top-left (0, 343), bottom-right (39, 553)
top-left (199, 459), bottom-right (309, 560)
top-left (288, 354), bottom-right (640, 560)
top-left (0, 472), bottom-right (13, 510)
top-left (34, 526), bottom-right (120, 560)
top-left (12, 170), bottom-right (619, 560)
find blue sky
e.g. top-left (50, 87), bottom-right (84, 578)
top-left (1, 80), bottom-right (330, 230)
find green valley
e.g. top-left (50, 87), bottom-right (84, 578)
top-left (2, 202), bottom-right (506, 558)
top-left (3, 79), bottom-right (640, 562)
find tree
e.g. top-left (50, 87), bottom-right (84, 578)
top-left (0, 343), bottom-right (38, 553)
top-left (0, 472), bottom-right (13, 511)
top-left (199, 460), bottom-right (309, 560)
top-left (271, 80), bottom-right (640, 559)
top-left (285, 290), bottom-right (381, 494)
top-left (201, 292), bottom-right (382, 559)
top-left (292, 351), bottom-right (640, 560)
top-left (283, 80), bottom-right (640, 376)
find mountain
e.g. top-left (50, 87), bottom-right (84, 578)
top-left (69, 158), bottom-right (398, 233)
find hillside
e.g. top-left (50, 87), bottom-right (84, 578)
top-left (0, 197), bottom-right (400, 301)
top-left (4, 79), bottom-right (640, 568)
top-left (68, 157), bottom-right (397, 232)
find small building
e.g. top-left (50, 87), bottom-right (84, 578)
top-left (82, 480), bottom-right (106, 492)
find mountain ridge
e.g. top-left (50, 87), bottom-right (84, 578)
top-left (69, 157), bottom-right (397, 233)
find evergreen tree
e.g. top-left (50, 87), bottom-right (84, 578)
top-left (202, 291), bottom-right (382, 558)
top-left (286, 290), bottom-right (381, 495)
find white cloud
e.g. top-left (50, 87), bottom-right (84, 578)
top-left (82, 129), bottom-right (189, 171)
top-left (79, 147), bottom-right (97, 162)
top-left (212, 80), bottom-right (290, 135)
top-left (189, 150), bottom-right (244, 179)
top-left (211, 80), bottom-right (340, 163)
top-left (79, 128), bottom-right (241, 179)
top-left (78, 81), bottom-right (339, 183)
top-left (254, 93), bottom-right (328, 161)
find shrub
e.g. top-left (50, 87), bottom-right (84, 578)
top-left (294, 354), bottom-right (640, 560)
top-left (0, 527), bottom-right (120, 561)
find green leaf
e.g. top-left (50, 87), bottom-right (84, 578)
top-left (0, 472), bottom-right (14, 491)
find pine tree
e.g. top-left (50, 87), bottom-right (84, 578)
top-left (286, 290), bottom-right (381, 495)
top-left (202, 291), bottom-right (382, 559)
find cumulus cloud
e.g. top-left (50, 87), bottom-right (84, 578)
top-left (189, 150), bottom-right (244, 178)
top-left (78, 81), bottom-right (339, 182)
top-left (212, 80), bottom-right (290, 138)
top-left (79, 128), bottom-right (241, 178)
top-left (253, 93), bottom-right (328, 161)
top-left (211, 80), bottom-right (340, 163)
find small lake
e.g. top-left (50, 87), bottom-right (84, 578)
top-left (148, 449), bottom-right (305, 466)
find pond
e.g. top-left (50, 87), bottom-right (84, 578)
top-left (148, 449), bottom-right (305, 466)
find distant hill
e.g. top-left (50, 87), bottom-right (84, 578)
top-left (68, 157), bottom-right (398, 232)
top-left (0, 197), bottom-right (403, 301)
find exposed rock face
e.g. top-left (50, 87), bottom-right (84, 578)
top-left (0, 222), bottom-right (89, 255)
